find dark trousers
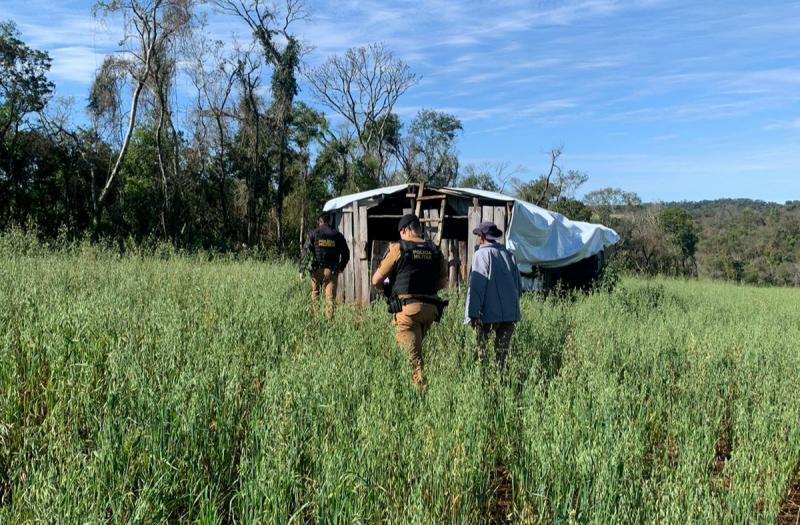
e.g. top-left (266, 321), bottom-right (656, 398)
top-left (475, 322), bottom-right (516, 370)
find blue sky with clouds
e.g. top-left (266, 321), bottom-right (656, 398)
top-left (1, 0), bottom-right (799, 202)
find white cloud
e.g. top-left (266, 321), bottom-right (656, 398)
top-left (48, 46), bottom-right (106, 84)
top-left (763, 118), bottom-right (800, 131)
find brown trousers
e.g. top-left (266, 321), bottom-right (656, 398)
top-left (310, 268), bottom-right (338, 320)
top-left (475, 322), bottom-right (516, 370)
top-left (393, 302), bottom-right (438, 385)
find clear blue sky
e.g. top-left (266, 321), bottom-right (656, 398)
top-left (2, 0), bottom-right (799, 202)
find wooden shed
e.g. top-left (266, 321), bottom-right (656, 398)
top-left (324, 183), bottom-right (515, 305)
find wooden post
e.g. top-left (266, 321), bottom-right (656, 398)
top-left (351, 205), bottom-right (362, 305)
top-left (427, 208), bottom-right (440, 242)
top-left (459, 241), bottom-right (468, 282)
top-left (467, 198), bottom-right (481, 274)
top-left (358, 205), bottom-right (369, 305)
top-left (447, 239), bottom-right (459, 290)
top-left (494, 206), bottom-right (507, 245)
top-left (436, 197), bottom-right (447, 245)
top-left (333, 212), bottom-right (342, 302)
top-left (482, 205), bottom-right (495, 225)
top-left (344, 204), bottom-right (356, 303)
top-left (414, 181), bottom-right (425, 217)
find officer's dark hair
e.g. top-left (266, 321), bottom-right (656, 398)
top-left (405, 218), bottom-right (422, 234)
top-left (317, 212), bottom-right (332, 225)
top-left (398, 213), bottom-right (422, 234)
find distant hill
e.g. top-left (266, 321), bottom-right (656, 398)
top-left (656, 199), bottom-right (787, 217)
top-left (606, 198), bottom-right (800, 286)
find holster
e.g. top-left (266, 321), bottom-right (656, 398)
top-left (386, 294), bottom-right (403, 314)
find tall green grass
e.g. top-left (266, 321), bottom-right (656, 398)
top-left (1, 246), bottom-right (798, 523)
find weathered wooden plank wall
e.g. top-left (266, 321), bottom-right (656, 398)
top-left (357, 205), bottom-right (370, 305)
top-left (350, 204), bottom-right (360, 304)
top-left (334, 211), bottom-right (345, 302)
top-left (334, 195), bottom-right (516, 303)
top-left (467, 199), bottom-right (482, 273)
top-left (343, 205), bottom-right (355, 303)
top-left (494, 206), bottom-right (507, 245)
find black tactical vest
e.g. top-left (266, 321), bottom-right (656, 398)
top-left (313, 227), bottom-right (341, 268)
top-left (392, 240), bottom-right (441, 296)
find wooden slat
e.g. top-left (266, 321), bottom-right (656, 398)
top-left (467, 199), bottom-right (481, 273)
top-left (482, 205), bottom-right (495, 224)
top-left (414, 182), bottom-right (425, 217)
top-left (334, 212), bottom-right (345, 302)
top-left (416, 194), bottom-right (447, 201)
top-left (351, 205), bottom-right (361, 305)
top-left (358, 205), bottom-right (369, 305)
top-left (437, 197), bottom-right (447, 246)
top-left (459, 241), bottom-right (468, 283)
top-left (344, 204), bottom-right (356, 303)
top-left (448, 239), bottom-right (459, 290)
top-left (494, 206), bottom-right (507, 245)
top-left (428, 208), bottom-right (440, 242)
top-left (370, 214), bottom-right (466, 219)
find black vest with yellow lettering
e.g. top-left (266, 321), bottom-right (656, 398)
top-left (313, 226), bottom-right (341, 269)
top-left (392, 240), bottom-right (441, 296)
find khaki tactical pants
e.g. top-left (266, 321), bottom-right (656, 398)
top-left (475, 322), bottom-right (516, 371)
top-left (310, 268), bottom-right (338, 320)
top-left (393, 302), bottom-right (438, 386)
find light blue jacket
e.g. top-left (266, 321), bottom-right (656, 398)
top-left (464, 242), bottom-right (522, 324)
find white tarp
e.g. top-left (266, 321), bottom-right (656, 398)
top-left (322, 185), bottom-right (619, 269)
top-left (505, 200), bottom-right (619, 270)
top-left (441, 187), bottom-right (618, 269)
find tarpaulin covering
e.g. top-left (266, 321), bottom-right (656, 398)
top-left (322, 185), bottom-right (619, 269)
top-left (505, 199), bottom-right (618, 270)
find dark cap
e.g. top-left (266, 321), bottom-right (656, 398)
top-left (472, 221), bottom-right (503, 240)
top-left (398, 213), bottom-right (420, 232)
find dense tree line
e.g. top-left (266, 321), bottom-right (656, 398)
top-left (1, 8), bottom-right (797, 286)
top-left (587, 192), bottom-right (800, 287)
top-left (0, 4), bottom-right (467, 252)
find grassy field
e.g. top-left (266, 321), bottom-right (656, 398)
top-left (1, 245), bottom-right (799, 523)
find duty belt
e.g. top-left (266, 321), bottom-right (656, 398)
top-left (401, 297), bottom-right (440, 306)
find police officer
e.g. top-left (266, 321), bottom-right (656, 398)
top-left (299, 212), bottom-right (350, 320)
top-left (371, 213), bottom-right (448, 386)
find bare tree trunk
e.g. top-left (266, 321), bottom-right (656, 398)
top-left (537, 147), bottom-right (562, 207)
top-left (298, 152), bottom-right (309, 254)
top-left (154, 98), bottom-right (169, 238)
top-left (95, 73), bottom-right (149, 227)
top-left (248, 109), bottom-right (260, 245)
top-left (276, 134), bottom-right (287, 244)
top-left (214, 111), bottom-right (230, 234)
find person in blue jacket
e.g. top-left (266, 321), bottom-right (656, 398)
top-left (464, 221), bottom-right (522, 371)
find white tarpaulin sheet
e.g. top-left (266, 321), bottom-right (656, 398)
top-left (440, 187), bottom-right (619, 269)
top-left (505, 200), bottom-right (619, 270)
top-left (323, 185), bottom-right (619, 269)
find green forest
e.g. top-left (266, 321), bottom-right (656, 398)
top-left (1, 3), bottom-right (798, 286)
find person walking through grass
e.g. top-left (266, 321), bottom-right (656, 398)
top-left (299, 212), bottom-right (350, 320)
top-left (371, 214), bottom-right (449, 387)
top-left (465, 221), bottom-right (521, 372)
